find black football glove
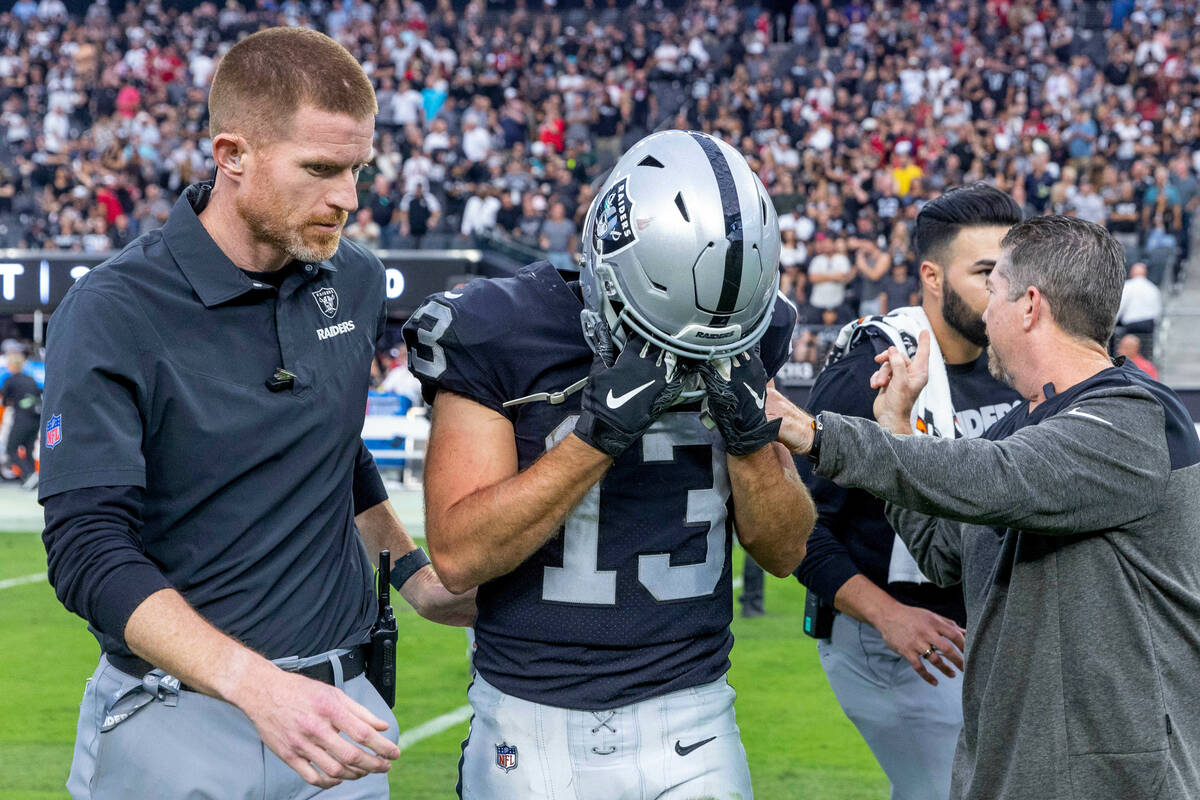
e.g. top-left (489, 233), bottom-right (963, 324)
top-left (575, 332), bottom-right (689, 458)
top-left (695, 345), bottom-right (781, 456)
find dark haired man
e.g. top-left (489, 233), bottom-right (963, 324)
top-left (773, 216), bottom-right (1200, 800)
top-left (793, 184), bottom-right (1023, 800)
top-left (39, 27), bottom-right (471, 799)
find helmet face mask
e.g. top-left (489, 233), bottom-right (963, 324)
top-left (579, 130), bottom-right (782, 365)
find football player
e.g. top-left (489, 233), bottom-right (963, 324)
top-left (404, 130), bottom-right (816, 799)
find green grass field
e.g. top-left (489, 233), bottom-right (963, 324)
top-left (0, 529), bottom-right (887, 799)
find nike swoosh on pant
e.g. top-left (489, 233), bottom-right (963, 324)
top-left (606, 379), bottom-right (656, 409)
top-left (674, 736), bottom-right (717, 757)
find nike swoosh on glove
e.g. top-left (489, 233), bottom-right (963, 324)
top-left (575, 332), bottom-right (689, 458)
top-left (695, 345), bottom-right (781, 456)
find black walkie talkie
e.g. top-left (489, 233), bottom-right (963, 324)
top-left (368, 550), bottom-right (398, 707)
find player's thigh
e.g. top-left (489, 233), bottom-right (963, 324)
top-left (458, 676), bottom-right (575, 800)
top-left (655, 678), bottom-right (752, 800)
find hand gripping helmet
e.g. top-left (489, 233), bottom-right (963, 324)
top-left (580, 130), bottom-right (781, 362)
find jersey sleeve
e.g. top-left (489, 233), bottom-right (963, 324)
top-left (761, 292), bottom-right (799, 379)
top-left (401, 281), bottom-right (513, 416)
top-left (39, 286), bottom-right (147, 499)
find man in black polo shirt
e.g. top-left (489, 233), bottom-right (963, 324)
top-left (39, 29), bottom-right (473, 800)
top-left (794, 185), bottom-right (1022, 800)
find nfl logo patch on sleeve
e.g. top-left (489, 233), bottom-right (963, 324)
top-left (495, 742), bottom-right (518, 773)
top-left (45, 414), bottom-right (62, 449)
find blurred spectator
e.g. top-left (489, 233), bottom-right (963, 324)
top-left (1117, 262), bottom-right (1163, 340)
top-left (850, 234), bottom-right (891, 316)
top-left (539, 201), bottom-right (577, 272)
top-left (365, 175), bottom-right (398, 230)
top-left (1071, 182), bottom-right (1108, 226)
top-left (880, 262), bottom-right (921, 315)
top-left (399, 182), bottom-right (441, 246)
top-left (1116, 334), bottom-right (1159, 380)
top-left (345, 208), bottom-right (382, 250)
top-left (378, 345), bottom-right (423, 406)
top-left (808, 234), bottom-right (853, 311)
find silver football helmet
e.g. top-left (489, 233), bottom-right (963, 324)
top-left (580, 130), bottom-right (781, 363)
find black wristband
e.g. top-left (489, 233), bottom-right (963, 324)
top-left (807, 414), bottom-right (824, 464)
top-left (389, 547), bottom-right (431, 591)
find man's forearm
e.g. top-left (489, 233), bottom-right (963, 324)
top-left (124, 588), bottom-right (277, 704)
top-left (355, 499), bottom-right (419, 560)
top-left (833, 574), bottom-right (900, 625)
top-left (425, 433), bottom-right (610, 593)
top-left (729, 443), bottom-right (815, 577)
top-left (356, 499), bottom-right (477, 626)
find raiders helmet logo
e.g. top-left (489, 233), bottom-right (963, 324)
top-left (312, 287), bottom-right (339, 319)
top-left (593, 177), bottom-right (637, 257)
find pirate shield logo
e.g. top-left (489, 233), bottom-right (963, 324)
top-left (312, 287), bottom-right (339, 319)
top-left (592, 177), bottom-right (636, 257)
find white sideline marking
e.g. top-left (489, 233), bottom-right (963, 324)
top-left (0, 572), bottom-right (46, 590)
top-left (397, 704), bottom-right (473, 750)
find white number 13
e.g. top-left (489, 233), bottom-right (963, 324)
top-left (542, 413), bottom-right (729, 604)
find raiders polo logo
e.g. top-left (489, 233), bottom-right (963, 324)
top-left (312, 287), bottom-right (339, 319)
top-left (593, 177), bottom-right (636, 257)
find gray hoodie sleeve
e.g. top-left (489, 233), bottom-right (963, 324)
top-left (816, 387), bottom-right (1170, 535)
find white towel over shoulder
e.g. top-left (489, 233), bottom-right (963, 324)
top-left (827, 306), bottom-right (955, 585)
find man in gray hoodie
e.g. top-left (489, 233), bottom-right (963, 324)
top-left (768, 215), bottom-right (1200, 800)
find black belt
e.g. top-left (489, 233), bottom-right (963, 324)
top-left (108, 644), bottom-right (370, 691)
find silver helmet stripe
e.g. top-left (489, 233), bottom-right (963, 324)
top-left (687, 132), bottom-right (743, 322)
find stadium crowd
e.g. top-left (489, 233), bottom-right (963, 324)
top-left (0, 0), bottom-right (1197, 372)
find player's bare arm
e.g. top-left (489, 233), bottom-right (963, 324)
top-left (123, 589), bottom-right (399, 790)
top-left (727, 441), bottom-right (815, 576)
top-left (423, 390), bottom-right (611, 594)
top-left (355, 499), bottom-right (477, 626)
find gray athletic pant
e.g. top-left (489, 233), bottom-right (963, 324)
top-left (818, 613), bottom-right (962, 800)
top-left (67, 652), bottom-right (399, 799)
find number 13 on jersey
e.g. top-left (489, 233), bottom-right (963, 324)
top-left (543, 412), bottom-right (730, 605)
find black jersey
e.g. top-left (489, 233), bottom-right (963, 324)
top-left (404, 261), bottom-right (794, 709)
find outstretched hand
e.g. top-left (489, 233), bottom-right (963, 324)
top-left (871, 330), bottom-right (931, 435)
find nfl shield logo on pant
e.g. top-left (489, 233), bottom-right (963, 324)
top-left (495, 742), bottom-right (518, 773)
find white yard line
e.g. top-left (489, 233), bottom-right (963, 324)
top-left (397, 704), bottom-right (473, 750)
top-left (0, 572), bottom-right (46, 590)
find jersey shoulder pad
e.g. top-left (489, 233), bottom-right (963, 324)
top-left (402, 271), bottom-right (545, 413)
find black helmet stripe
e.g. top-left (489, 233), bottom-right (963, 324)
top-left (688, 132), bottom-right (743, 318)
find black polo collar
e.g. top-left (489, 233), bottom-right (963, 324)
top-left (162, 182), bottom-right (337, 308)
